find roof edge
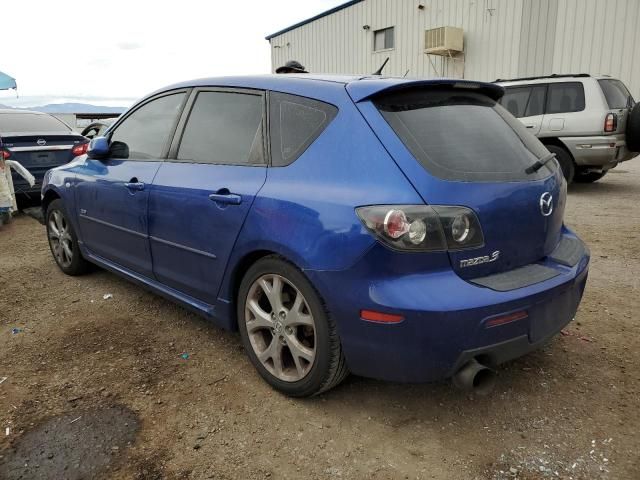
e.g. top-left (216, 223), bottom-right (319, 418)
top-left (265, 0), bottom-right (364, 40)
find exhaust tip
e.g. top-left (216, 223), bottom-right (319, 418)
top-left (453, 358), bottom-right (497, 395)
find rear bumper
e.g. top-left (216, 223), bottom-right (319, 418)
top-left (307, 231), bottom-right (589, 383)
top-left (561, 134), bottom-right (637, 167)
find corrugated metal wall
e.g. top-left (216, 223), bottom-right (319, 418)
top-left (552, 0), bottom-right (640, 96)
top-left (269, 0), bottom-right (524, 81)
top-left (268, 0), bottom-right (640, 96)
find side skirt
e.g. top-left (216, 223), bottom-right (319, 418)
top-left (82, 248), bottom-right (235, 330)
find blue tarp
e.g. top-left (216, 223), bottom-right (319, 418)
top-left (0, 71), bottom-right (17, 90)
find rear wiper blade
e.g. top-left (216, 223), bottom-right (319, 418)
top-left (525, 153), bottom-right (556, 174)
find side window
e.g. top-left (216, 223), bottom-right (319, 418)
top-left (546, 82), bottom-right (585, 114)
top-left (177, 91), bottom-right (264, 165)
top-left (110, 93), bottom-right (185, 159)
top-left (373, 27), bottom-right (395, 51)
top-left (500, 87), bottom-right (531, 118)
top-left (269, 92), bottom-right (338, 167)
top-left (524, 85), bottom-right (546, 117)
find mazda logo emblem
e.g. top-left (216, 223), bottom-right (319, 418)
top-left (37, 139), bottom-right (46, 146)
top-left (540, 192), bottom-right (553, 217)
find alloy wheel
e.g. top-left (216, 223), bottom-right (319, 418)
top-left (244, 274), bottom-right (316, 382)
top-left (48, 210), bottom-right (74, 269)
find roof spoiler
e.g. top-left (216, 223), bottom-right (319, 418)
top-left (346, 79), bottom-right (505, 103)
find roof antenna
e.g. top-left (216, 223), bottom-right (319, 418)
top-left (372, 57), bottom-right (389, 76)
top-left (403, 69), bottom-right (410, 77)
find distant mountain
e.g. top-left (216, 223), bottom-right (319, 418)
top-left (0, 103), bottom-right (126, 114)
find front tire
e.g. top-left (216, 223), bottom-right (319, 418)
top-left (46, 199), bottom-right (90, 276)
top-left (546, 144), bottom-right (575, 183)
top-left (237, 256), bottom-right (348, 397)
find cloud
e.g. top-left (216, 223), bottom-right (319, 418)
top-left (116, 41), bottom-right (143, 51)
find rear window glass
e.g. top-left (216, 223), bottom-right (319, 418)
top-left (375, 88), bottom-right (553, 182)
top-left (269, 92), bottom-right (337, 167)
top-left (598, 79), bottom-right (634, 109)
top-left (546, 82), bottom-right (585, 114)
top-left (0, 113), bottom-right (70, 133)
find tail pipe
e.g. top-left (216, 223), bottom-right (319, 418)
top-left (452, 358), bottom-right (496, 395)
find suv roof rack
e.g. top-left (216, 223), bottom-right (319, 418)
top-left (494, 73), bottom-right (591, 83)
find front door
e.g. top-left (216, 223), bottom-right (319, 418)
top-left (76, 91), bottom-right (187, 277)
top-left (148, 89), bottom-right (267, 304)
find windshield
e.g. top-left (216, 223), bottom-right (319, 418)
top-left (598, 79), bottom-right (634, 109)
top-left (375, 88), bottom-right (553, 182)
top-left (0, 112), bottom-right (70, 133)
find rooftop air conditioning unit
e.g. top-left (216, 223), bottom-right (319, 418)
top-left (425, 26), bottom-right (464, 55)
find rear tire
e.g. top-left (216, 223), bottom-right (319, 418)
top-left (574, 170), bottom-right (607, 183)
top-left (546, 144), bottom-right (575, 183)
top-left (237, 256), bottom-right (348, 397)
top-left (46, 199), bottom-right (90, 276)
top-left (626, 103), bottom-right (640, 152)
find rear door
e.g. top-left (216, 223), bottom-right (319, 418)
top-left (499, 85), bottom-right (546, 135)
top-left (353, 85), bottom-right (565, 280)
top-left (148, 88), bottom-right (267, 304)
top-left (75, 91), bottom-right (187, 277)
top-left (542, 82), bottom-right (586, 134)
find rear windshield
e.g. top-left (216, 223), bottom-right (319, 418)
top-left (598, 79), bottom-right (634, 109)
top-left (375, 88), bottom-right (553, 182)
top-left (0, 112), bottom-right (70, 133)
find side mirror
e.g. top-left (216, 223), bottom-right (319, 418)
top-left (87, 136), bottom-right (110, 159)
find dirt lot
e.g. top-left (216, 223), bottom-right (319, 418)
top-left (1, 162), bottom-right (639, 480)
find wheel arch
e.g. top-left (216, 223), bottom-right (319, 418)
top-left (539, 137), bottom-right (574, 161)
top-left (41, 188), bottom-right (61, 217)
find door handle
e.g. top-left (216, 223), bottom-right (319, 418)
top-left (525, 124), bottom-right (536, 129)
top-left (209, 190), bottom-right (242, 205)
top-left (124, 179), bottom-right (145, 191)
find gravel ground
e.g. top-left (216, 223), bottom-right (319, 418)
top-left (0, 161), bottom-right (639, 480)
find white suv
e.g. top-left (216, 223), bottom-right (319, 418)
top-left (496, 74), bottom-right (639, 183)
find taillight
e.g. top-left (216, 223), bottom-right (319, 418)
top-left (356, 205), bottom-right (484, 252)
top-left (604, 113), bottom-right (617, 133)
top-left (1, 149), bottom-right (9, 160)
top-left (71, 143), bottom-right (88, 157)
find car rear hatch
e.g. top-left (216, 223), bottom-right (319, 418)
top-left (348, 79), bottom-right (565, 280)
top-left (598, 78), bottom-right (635, 135)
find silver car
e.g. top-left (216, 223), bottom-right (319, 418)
top-left (497, 74), bottom-right (640, 183)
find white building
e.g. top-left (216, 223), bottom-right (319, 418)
top-left (266, 0), bottom-right (640, 96)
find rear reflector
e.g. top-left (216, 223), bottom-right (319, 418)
top-left (360, 309), bottom-right (404, 324)
top-left (485, 310), bottom-right (528, 328)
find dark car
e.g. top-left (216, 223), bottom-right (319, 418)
top-left (41, 75), bottom-right (589, 397)
top-left (0, 109), bottom-right (88, 199)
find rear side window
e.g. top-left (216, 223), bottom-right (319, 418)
top-left (177, 91), bottom-right (265, 165)
top-left (598, 79), bottom-right (634, 109)
top-left (110, 93), bottom-right (186, 159)
top-left (269, 92), bottom-right (337, 167)
top-left (546, 82), bottom-right (585, 114)
top-left (375, 88), bottom-right (552, 182)
top-left (0, 113), bottom-right (70, 133)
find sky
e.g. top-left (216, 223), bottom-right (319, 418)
top-left (0, 0), bottom-right (344, 108)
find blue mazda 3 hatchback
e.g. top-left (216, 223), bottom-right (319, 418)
top-left (41, 74), bottom-right (589, 396)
